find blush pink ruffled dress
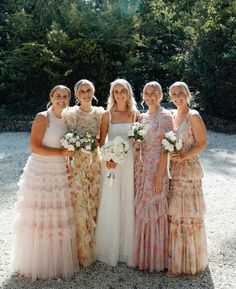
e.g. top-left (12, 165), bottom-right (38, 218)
top-left (134, 107), bottom-right (173, 271)
top-left (11, 107), bottom-right (78, 280)
top-left (168, 109), bottom-right (208, 275)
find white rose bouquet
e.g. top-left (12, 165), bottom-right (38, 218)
top-left (61, 130), bottom-right (96, 168)
top-left (161, 131), bottom-right (182, 152)
top-left (100, 136), bottom-right (129, 187)
top-left (161, 131), bottom-right (182, 179)
top-left (127, 122), bottom-right (148, 141)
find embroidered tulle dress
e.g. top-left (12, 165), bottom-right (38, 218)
top-left (63, 106), bottom-right (104, 266)
top-left (168, 109), bottom-right (208, 275)
top-left (11, 107), bottom-right (78, 281)
top-left (134, 107), bottom-right (173, 271)
top-left (95, 112), bottom-right (135, 267)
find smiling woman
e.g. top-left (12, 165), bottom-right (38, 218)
top-left (62, 79), bottom-right (104, 267)
top-left (11, 85), bottom-right (78, 281)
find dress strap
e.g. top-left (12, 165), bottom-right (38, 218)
top-left (108, 110), bottom-right (112, 124)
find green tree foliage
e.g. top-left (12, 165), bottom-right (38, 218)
top-left (0, 0), bottom-right (235, 120)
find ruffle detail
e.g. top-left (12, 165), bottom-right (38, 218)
top-left (12, 154), bottom-right (78, 280)
top-left (168, 179), bottom-right (206, 218)
top-left (168, 218), bottom-right (208, 275)
top-left (135, 194), bottom-right (168, 223)
top-left (170, 158), bottom-right (203, 180)
top-left (134, 215), bottom-right (168, 271)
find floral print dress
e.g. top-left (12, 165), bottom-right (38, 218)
top-left (134, 107), bottom-right (173, 271)
top-left (62, 105), bottom-right (104, 266)
top-left (168, 109), bottom-right (208, 275)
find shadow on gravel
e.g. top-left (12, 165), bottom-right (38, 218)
top-left (2, 263), bottom-right (215, 289)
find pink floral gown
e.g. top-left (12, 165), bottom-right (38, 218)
top-left (168, 109), bottom-right (208, 275)
top-left (134, 107), bottom-right (173, 271)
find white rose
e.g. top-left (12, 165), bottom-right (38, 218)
top-left (127, 129), bottom-right (135, 137)
top-left (176, 141), bottom-right (182, 151)
top-left (69, 137), bottom-right (76, 144)
top-left (68, 144), bottom-right (75, 151)
top-left (61, 139), bottom-right (69, 149)
top-left (139, 129), bottom-right (146, 136)
top-left (65, 133), bottom-right (73, 140)
top-left (75, 141), bottom-right (81, 147)
top-left (86, 144), bottom-right (91, 151)
top-left (168, 144), bottom-right (174, 152)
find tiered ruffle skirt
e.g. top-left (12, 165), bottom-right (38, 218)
top-left (11, 154), bottom-right (78, 280)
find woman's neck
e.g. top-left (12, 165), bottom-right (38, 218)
top-left (79, 103), bottom-right (92, 112)
top-left (148, 103), bottom-right (160, 113)
top-left (177, 106), bottom-right (189, 116)
top-left (115, 103), bottom-right (128, 112)
top-left (52, 106), bottom-right (62, 119)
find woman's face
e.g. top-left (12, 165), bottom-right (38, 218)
top-left (143, 85), bottom-right (161, 107)
top-left (170, 86), bottom-right (188, 107)
top-left (77, 84), bottom-right (93, 104)
top-left (113, 84), bottom-right (129, 105)
top-left (51, 88), bottom-right (69, 110)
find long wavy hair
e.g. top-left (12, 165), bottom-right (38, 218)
top-left (107, 79), bottom-right (137, 113)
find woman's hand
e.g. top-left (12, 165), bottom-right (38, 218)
top-left (152, 175), bottom-right (163, 195)
top-left (106, 160), bottom-right (117, 169)
top-left (133, 140), bottom-right (141, 150)
top-left (170, 151), bottom-right (184, 161)
top-left (61, 149), bottom-right (76, 157)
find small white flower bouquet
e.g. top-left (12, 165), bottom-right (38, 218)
top-left (127, 122), bottom-right (148, 141)
top-left (162, 131), bottom-right (182, 152)
top-left (61, 130), bottom-right (96, 168)
top-left (100, 136), bottom-right (129, 186)
top-left (161, 131), bottom-right (182, 179)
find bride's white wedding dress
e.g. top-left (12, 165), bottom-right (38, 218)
top-left (95, 113), bottom-right (135, 266)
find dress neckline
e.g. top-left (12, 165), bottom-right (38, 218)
top-left (77, 106), bottom-right (94, 114)
top-left (173, 111), bottom-right (189, 131)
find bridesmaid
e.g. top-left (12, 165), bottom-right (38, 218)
top-left (134, 81), bottom-right (173, 272)
top-left (96, 79), bottom-right (138, 267)
top-left (168, 81), bottom-right (208, 275)
top-left (11, 85), bottom-right (78, 280)
top-left (62, 79), bottom-right (104, 266)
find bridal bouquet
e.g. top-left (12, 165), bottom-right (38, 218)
top-left (61, 130), bottom-right (96, 168)
top-left (161, 131), bottom-right (182, 152)
top-left (161, 131), bottom-right (182, 179)
top-left (100, 136), bottom-right (129, 187)
top-left (127, 122), bottom-right (148, 141)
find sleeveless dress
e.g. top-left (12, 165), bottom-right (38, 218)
top-left (95, 112), bottom-right (135, 267)
top-left (134, 107), bottom-right (173, 271)
top-left (11, 107), bottom-right (78, 281)
top-left (63, 106), bottom-right (104, 266)
top-left (168, 109), bottom-right (208, 275)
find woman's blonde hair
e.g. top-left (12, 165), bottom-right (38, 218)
top-left (169, 81), bottom-right (192, 102)
top-left (47, 85), bottom-right (71, 109)
top-left (107, 78), bottom-right (137, 112)
top-left (143, 81), bottom-right (163, 101)
top-left (74, 79), bottom-right (98, 103)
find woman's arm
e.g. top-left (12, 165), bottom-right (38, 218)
top-left (98, 111), bottom-right (109, 146)
top-left (30, 113), bottom-right (74, 157)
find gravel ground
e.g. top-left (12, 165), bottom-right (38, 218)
top-left (0, 131), bottom-right (235, 289)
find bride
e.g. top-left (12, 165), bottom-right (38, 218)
top-left (95, 79), bottom-right (138, 266)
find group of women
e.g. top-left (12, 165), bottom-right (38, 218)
top-left (11, 78), bottom-right (208, 281)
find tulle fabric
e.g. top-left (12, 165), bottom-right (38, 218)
top-left (168, 110), bottom-right (208, 275)
top-left (11, 154), bottom-right (78, 281)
